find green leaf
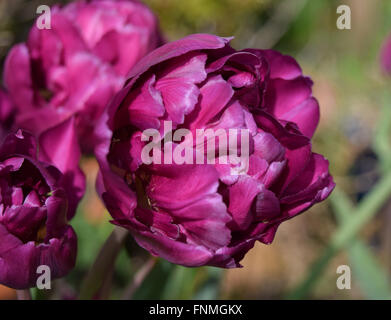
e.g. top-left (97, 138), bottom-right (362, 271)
top-left (161, 265), bottom-right (198, 299)
top-left (193, 268), bottom-right (222, 300)
top-left (332, 189), bottom-right (391, 299)
top-left (373, 92), bottom-right (391, 170)
top-left (348, 241), bottom-right (391, 299)
top-left (287, 177), bottom-right (391, 299)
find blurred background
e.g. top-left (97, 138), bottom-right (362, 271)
top-left (1, 0), bottom-right (391, 300)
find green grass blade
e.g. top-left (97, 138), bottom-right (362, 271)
top-left (287, 173), bottom-right (391, 299)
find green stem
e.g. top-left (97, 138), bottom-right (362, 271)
top-left (373, 92), bottom-right (391, 171)
top-left (288, 171), bottom-right (391, 299)
top-left (78, 226), bottom-right (128, 300)
top-left (121, 257), bottom-right (157, 300)
top-left (332, 171), bottom-right (391, 248)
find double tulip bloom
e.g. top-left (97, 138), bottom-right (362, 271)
top-left (0, 129), bottom-right (79, 289)
top-left (4, 0), bottom-right (162, 152)
top-left (96, 34), bottom-right (335, 268)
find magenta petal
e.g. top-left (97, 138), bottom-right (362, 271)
top-left (278, 153), bottom-right (335, 219)
top-left (210, 100), bottom-right (246, 131)
top-left (188, 75), bottom-right (234, 129)
top-left (0, 224), bottom-right (77, 289)
top-left (23, 190), bottom-right (41, 207)
top-left (114, 219), bottom-right (214, 267)
top-left (93, 31), bottom-right (147, 77)
top-left (0, 224), bottom-right (21, 256)
top-left (228, 70), bottom-right (256, 88)
top-left (0, 89), bottom-right (14, 130)
top-left (264, 77), bottom-right (313, 122)
top-left (148, 163), bottom-right (220, 208)
top-left (206, 51), bottom-right (261, 75)
top-left (2, 206), bottom-right (46, 243)
top-left (255, 187), bottom-right (280, 221)
top-left (131, 230), bottom-right (214, 267)
top-left (15, 107), bottom-right (68, 139)
top-left (156, 53), bottom-right (207, 124)
top-left (100, 177), bottom-right (138, 222)
top-left (64, 0), bottom-right (161, 77)
top-left (62, 52), bottom-right (121, 114)
top-left (0, 240), bottom-right (37, 289)
top-left (253, 131), bottom-right (285, 163)
top-left (274, 144), bottom-right (312, 195)
top-left (11, 188), bottom-right (23, 206)
top-left (228, 176), bottom-right (261, 230)
top-left (28, 11), bottom-right (86, 61)
top-left (39, 226), bottom-right (77, 279)
top-left (39, 117), bottom-right (85, 219)
top-left (1, 157), bottom-right (24, 172)
top-left (135, 208), bottom-right (180, 240)
top-left (214, 163), bottom-right (240, 185)
top-left (280, 97), bottom-right (320, 138)
top-left (254, 49), bottom-right (302, 80)
top-left (119, 75), bottom-right (165, 130)
top-left (173, 194), bottom-right (231, 250)
top-left (247, 155), bottom-right (269, 179)
top-left (146, 163), bottom-right (232, 250)
top-left (253, 111), bottom-right (309, 149)
top-left (261, 160), bottom-right (286, 188)
top-left (39, 117), bottom-right (80, 174)
top-left (0, 130), bottom-right (37, 159)
top-left (127, 34), bottom-right (231, 84)
top-left (212, 239), bottom-right (257, 268)
top-left (4, 44), bottom-right (36, 111)
top-left (282, 153), bottom-right (334, 199)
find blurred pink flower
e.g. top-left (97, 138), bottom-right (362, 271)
top-left (4, 0), bottom-right (162, 152)
top-left (0, 89), bottom-right (14, 141)
top-left (62, 0), bottom-right (164, 77)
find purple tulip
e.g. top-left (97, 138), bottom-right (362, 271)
top-left (381, 33), bottom-right (391, 75)
top-left (0, 130), bottom-right (77, 289)
top-left (95, 34), bottom-right (335, 268)
top-left (4, 0), bottom-right (162, 152)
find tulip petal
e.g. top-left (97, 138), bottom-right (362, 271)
top-left (127, 34), bottom-right (231, 83)
top-left (255, 187), bottom-right (280, 222)
top-left (4, 44), bottom-right (37, 111)
top-left (253, 49), bottom-right (302, 80)
top-left (156, 53), bottom-right (207, 124)
top-left (280, 97), bottom-right (320, 138)
top-left (228, 176), bottom-right (261, 230)
top-left (39, 117), bottom-right (85, 219)
top-left (117, 75), bottom-right (165, 130)
top-left (188, 75), bottom-right (234, 129)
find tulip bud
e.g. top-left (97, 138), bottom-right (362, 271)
top-left (0, 131), bottom-right (77, 289)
